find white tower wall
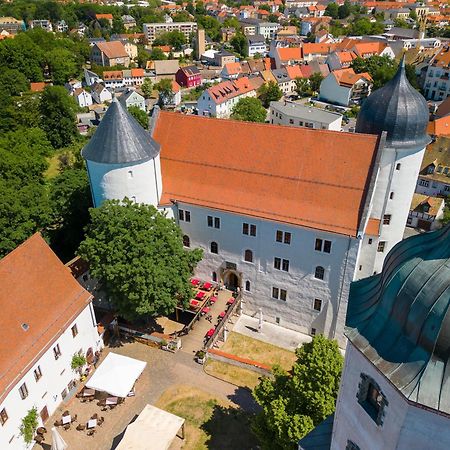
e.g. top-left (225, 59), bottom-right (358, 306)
top-left (86, 155), bottom-right (162, 207)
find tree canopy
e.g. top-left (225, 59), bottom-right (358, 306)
top-left (231, 97), bottom-right (267, 123)
top-left (78, 199), bottom-right (203, 320)
top-left (230, 33), bottom-right (248, 57)
top-left (258, 81), bottom-right (282, 108)
top-left (128, 106), bottom-right (148, 129)
top-left (252, 335), bottom-right (344, 449)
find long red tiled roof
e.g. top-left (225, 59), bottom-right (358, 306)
top-left (0, 234), bottom-right (92, 403)
top-left (277, 47), bottom-right (302, 61)
top-left (206, 77), bottom-right (255, 105)
top-left (154, 112), bottom-right (380, 236)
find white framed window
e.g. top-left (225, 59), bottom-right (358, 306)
top-left (272, 287), bottom-right (287, 301)
top-left (314, 266), bottom-right (325, 280)
top-left (276, 230), bottom-right (291, 244)
top-left (53, 344), bottom-right (61, 360)
top-left (179, 209), bottom-right (191, 222)
top-left (377, 241), bottom-right (386, 253)
top-left (19, 383), bottom-right (28, 400)
top-left (313, 298), bottom-right (322, 311)
top-left (315, 238), bottom-right (332, 253)
top-left (34, 366), bottom-right (43, 382)
top-left (71, 324), bottom-right (78, 338)
top-left (244, 249), bottom-right (253, 262)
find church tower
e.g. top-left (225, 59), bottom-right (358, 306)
top-left (355, 58), bottom-right (431, 278)
top-left (82, 98), bottom-right (162, 207)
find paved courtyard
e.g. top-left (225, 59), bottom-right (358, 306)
top-left (33, 340), bottom-right (256, 450)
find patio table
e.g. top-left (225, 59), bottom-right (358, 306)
top-left (189, 299), bottom-right (200, 308)
top-left (219, 311), bottom-right (226, 319)
top-left (195, 291), bottom-right (206, 300)
top-left (62, 415), bottom-right (71, 425)
top-left (106, 396), bottom-right (118, 405)
top-left (226, 298), bottom-right (235, 305)
top-left (87, 419), bottom-right (97, 429)
top-left (191, 279), bottom-right (200, 286)
top-left (82, 388), bottom-right (95, 397)
top-left (206, 328), bottom-right (215, 338)
top-left (201, 307), bottom-right (210, 314)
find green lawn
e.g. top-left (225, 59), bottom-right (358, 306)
top-left (156, 385), bottom-right (255, 449)
top-left (204, 359), bottom-right (262, 390)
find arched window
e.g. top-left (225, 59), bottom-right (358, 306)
top-left (210, 241), bottom-right (218, 254)
top-left (183, 235), bottom-right (190, 247)
top-left (212, 271), bottom-right (217, 282)
top-left (245, 280), bottom-right (251, 292)
top-left (244, 249), bottom-right (253, 262)
top-left (314, 266), bottom-right (325, 280)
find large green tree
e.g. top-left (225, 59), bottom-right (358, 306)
top-left (40, 85), bottom-right (79, 148)
top-left (78, 200), bottom-right (203, 320)
top-left (252, 335), bottom-right (344, 450)
top-left (258, 81), bottom-right (282, 108)
top-left (128, 106), bottom-right (148, 129)
top-left (230, 33), bottom-right (248, 57)
top-left (231, 97), bottom-right (267, 123)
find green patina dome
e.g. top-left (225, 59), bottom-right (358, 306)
top-left (346, 226), bottom-right (450, 413)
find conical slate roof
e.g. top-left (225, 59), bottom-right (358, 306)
top-left (82, 97), bottom-right (160, 164)
top-left (355, 58), bottom-right (430, 149)
top-left (346, 226), bottom-right (450, 413)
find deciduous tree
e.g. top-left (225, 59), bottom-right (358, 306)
top-left (258, 81), bottom-right (282, 107)
top-left (78, 199), bottom-right (203, 320)
top-left (128, 105), bottom-right (148, 129)
top-left (252, 335), bottom-right (344, 450)
top-left (231, 97), bottom-right (267, 122)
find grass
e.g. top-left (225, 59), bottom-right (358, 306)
top-left (220, 332), bottom-right (297, 371)
top-left (44, 153), bottom-right (62, 179)
top-left (204, 359), bottom-right (262, 390)
top-left (156, 384), bottom-right (255, 450)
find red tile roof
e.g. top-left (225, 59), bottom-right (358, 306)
top-left (366, 218), bottom-right (381, 236)
top-left (95, 41), bottom-right (128, 59)
top-left (206, 77), bottom-right (255, 105)
top-left (333, 68), bottom-right (372, 87)
top-left (154, 112), bottom-right (380, 236)
top-left (96, 13), bottom-right (113, 20)
top-left (130, 68), bottom-right (144, 77)
top-left (30, 82), bottom-right (47, 92)
top-left (277, 47), bottom-right (303, 61)
top-left (0, 234), bottom-right (92, 402)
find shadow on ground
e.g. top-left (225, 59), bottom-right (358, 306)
top-left (201, 404), bottom-right (258, 449)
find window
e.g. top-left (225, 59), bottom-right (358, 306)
top-left (183, 235), bottom-right (190, 247)
top-left (276, 230), bottom-right (291, 244)
top-left (243, 223), bottom-right (256, 236)
top-left (19, 383), bottom-right (28, 400)
top-left (34, 366), bottom-right (42, 382)
top-left (313, 299), bottom-right (322, 311)
top-left (368, 238), bottom-right (372, 244)
top-left (357, 373), bottom-right (388, 426)
top-left (311, 328), bottom-right (316, 336)
top-left (53, 344), bottom-right (61, 360)
top-left (389, 192), bottom-right (394, 200)
top-left (274, 257), bottom-right (281, 270)
top-left (346, 440), bottom-right (360, 450)
top-left (419, 179), bottom-right (429, 187)
top-left (272, 287), bottom-right (287, 301)
top-left (68, 380), bottom-right (77, 391)
top-left (282, 259), bottom-right (290, 272)
top-left (71, 324), bottom-right (78, 338)
top-left (210, 241), bottom-right (218, 254)
top-left (61, 389), bottom-right (68, 400)
top-left (131, 196), bottom-right (136, 203)
top-left (377, 241), bottom-right (386, 253)
top-left (245, 280), bottom-right (251, 291)
top-left (214, 217), bottom-right (220, 229)
top-left (0, 408), bottom-right (8, 426)
top-left (315, 238), bottom-right (332, 253)
top-left (179, 209), bottom-right (191, 222)
top-left (212, 271), bottom-right (217, 282)
top-left (383, 214), bottom-right (391, 225)
top-left (315, 266), bottom-right (325, 280)
top-left (244, 249), bottom-right (253, 262)
top-left (289, 119), bottom-right (294, 124)
top-left (207, 215), bottom-right (213, 227)
top-left (128, 170), bottom-right (133, 179)
top-left (396, 163), bottom-right (401, 170)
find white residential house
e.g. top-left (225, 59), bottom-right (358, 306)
top-left (423, 46), bottom-right (450, 101)
top-left (320, 68), bottom-right (372, 107)
top-left (65, 79), bottom-right (82, 94)
top-left (197, 77), bottom-right (257, 118)
top-left (158, 81), bottom-right (182, 108)
top-left (84, 68), bottom-right (102, 87)
top-left (91, 83), bottom-right (112, 104)
top-left (73, 88), bottom-right (93, 108)
top-left (0, 234), bottom-right (102, 450)
top-left (29, 20), bottom-right (52, 32)
top-left (247, 35), bottom-right (268, 57)
top-left (269, 101), bottom-right (343, 130)
top-left (123, 68), bottom-right (145, 86)
top-left (55, 20), bottom-right (68, 33)
top-left (103, 71), bottom-right (125, 89)
top-left (143, 22), bottom-right (197, 44)
top-left (272, 68), bottom-right (295, 95)
top-left (119, 89), bottom-right (146, 111)
top-left (257, 22), bottom-right (280, 40)
top-left (407, 193), bottom-right (444, 230)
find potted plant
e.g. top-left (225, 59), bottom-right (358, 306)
top-left (20, 407), bottom-right (38, 444)
top-left (196, 350), bottom-right (206, 364)
top-left (160, 339), bottom-right (168, 350)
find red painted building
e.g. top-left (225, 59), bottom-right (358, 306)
top-left (175, 65), bottom-right (202, 88)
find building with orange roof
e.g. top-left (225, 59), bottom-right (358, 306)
top-left (407, 192), bottom-right (445, 230)
top-left (91, 41), bottom-right (130, 67)
top-left (30, 82), bottom-right (49, 92)
top-left (0, 234), bottom-right (101, 448)
top-left (320, 68), bottom-right (372, 106)
top-left (197, 76), bottom-right (257, 118)
top-left (423, 46), bottom-right (450, 101)
top-left (326, 50), bottom-right (357, 70)
top-left (273, 46), bottom-right (303, 68)
top-left (83, 62), bottom-right (430, 345)
top-left (301, 16), bottom-right (331, 35)
top-left (95, 13), bottom-right (113, 26)
top-left (302, 42), bottom-right (335, 61)
top-left (221, 61), bottom-right (243, 80)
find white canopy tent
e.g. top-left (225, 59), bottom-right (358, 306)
top-left (85, 352), bottom-right (146, 398)
top-left (116, 404), bottom-right (185, 450)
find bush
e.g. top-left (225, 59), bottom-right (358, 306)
top-left (71, 353), bottom-right (87, 370)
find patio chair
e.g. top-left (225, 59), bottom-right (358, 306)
top-left (63, 424), bottom-right (70, 431)
top-left (76, 424), bottom-right (86, 431)
top-left (37, 427), bottom-right (47, 435)
top-left (62, 410), bottom-right (69, 416)
top-left (91, 413), bottom-right (98, 420)
top-left (71, 414), bottom-right (78, 422)
top-left (98, 417), bottom-right (105, 426)
top-left (87, 429), bottom-right (96, 437)
top-left (54, 420), bottom-right (63, 427)
top-left (34, 435), bottom-right (44, 444)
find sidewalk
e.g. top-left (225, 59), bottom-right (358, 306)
top-left (233, 315), bottom-right (312, 352)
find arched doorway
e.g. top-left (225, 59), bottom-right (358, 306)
top-left (223, 270), bottom-right (241, 291)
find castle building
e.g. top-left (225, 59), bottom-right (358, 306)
top-left (82, 60), bottom-right (430, 344)
top-left (300, 225), bottom-right (450, 450)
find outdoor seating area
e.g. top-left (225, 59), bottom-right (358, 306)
top-left (203, 296), bottom-right (237, 345)
top-left (184, 279), bottom-right (220, 314)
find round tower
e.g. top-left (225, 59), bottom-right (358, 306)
top-left (82, 98), bottom-right (162, 207)
top-left (355, 58), bottom-right (431, 276)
